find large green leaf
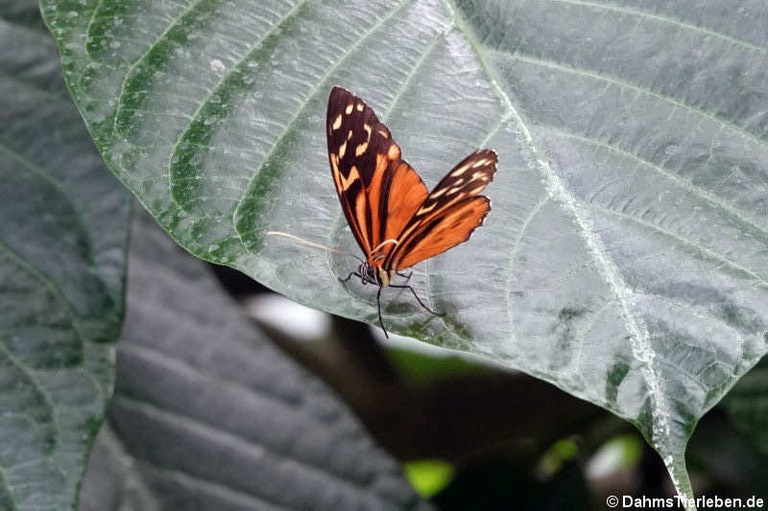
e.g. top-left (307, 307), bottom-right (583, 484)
top-left (0, 1), bottom-right (130, 509)
top-left (41, 0), bottom-right (768, 504)
top-left (79, 212), bottom-right (431, 511)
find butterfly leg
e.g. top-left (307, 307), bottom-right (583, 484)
top-left (339, 271), bottom-right (361, 283)
top-left (376, 285), bottom-right (389, 339)
top-left (395, 270), bottom-right (413, 284)
top-left (389, 284), bottom-right (445, 317)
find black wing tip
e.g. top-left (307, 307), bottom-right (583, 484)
top-left (327, 86), bottom-right (355, 115)
top-left (460, 148), bottom-right (499, 170)
top-left (475, 148), bottom-right (498, 162)
top-left (330, 85), bottom-right (351, 97)
top-left (472, 148), bottom-right (499, 184)
top-left (328, 85), bottom-right (374, 116)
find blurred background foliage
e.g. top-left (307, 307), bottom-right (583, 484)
top-left (222, 264), bottom-right (768, 509)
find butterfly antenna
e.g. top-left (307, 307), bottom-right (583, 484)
top-left (369, 239), bottom-right (399, 262)
top-left (266, 231), bottom-right (364, 263)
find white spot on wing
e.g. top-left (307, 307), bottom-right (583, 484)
top-left (431, 187), bottom-right (447, 198)
top-left (332, 114), bottom-right (342, 131)
top-left (451, 164), bottom-right (470, 177)
top-left (417, 202), bottom-right (438, 215)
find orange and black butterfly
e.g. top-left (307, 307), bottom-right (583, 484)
top-left (327, 86), bottom-right (497, 337)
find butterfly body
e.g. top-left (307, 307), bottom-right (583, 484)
top-left (327, 86), bottom-right (497, 337)
top-left (356, 262), bottom-right (393, 288)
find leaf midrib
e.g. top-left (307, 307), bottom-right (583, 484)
top-left (442, 0), bottom-right (674, 454)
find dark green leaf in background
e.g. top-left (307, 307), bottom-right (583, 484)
top-left (0, 1), bottom-right (131, 508)
top-left (79, 212), bottom-right (431, 511)
top-left (724, 355), bottom-right (768, 454)
top-left (39, 0), bottom-right (768, 504)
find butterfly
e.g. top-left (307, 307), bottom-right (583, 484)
top-left (327, 86), bottom-right (497, 338)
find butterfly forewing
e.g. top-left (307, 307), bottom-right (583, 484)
top-left (327, 86), bottom-right (428, 261)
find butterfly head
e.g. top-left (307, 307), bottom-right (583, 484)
top-left (357, 262), bottom-right (393, 287)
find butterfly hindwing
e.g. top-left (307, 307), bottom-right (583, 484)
top-left (327, 86), bottom-right (428, 260)
top-left (391, 196), bottom-right (491, 269)
top-left (384, 149), bottom-right (497, 270)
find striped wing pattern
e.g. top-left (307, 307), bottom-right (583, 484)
top-left (385, 149), bottom-right (497, 269)
top-left (326, 86), bottom-right (427, 261)
top-left (326, 86), bottom-right (497, 272)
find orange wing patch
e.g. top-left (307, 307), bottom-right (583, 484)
top-left (326, 86), bottom-right (498, 338)
top-left (384, 161), bottom-right (428, 243)
top-left (398, 197), bottom-right (490, 269)
top-left (389, 197), bottom-right (491, 269)
top-left (327, 86), bottom-right (429, 262)
top-left (384, 149), bottom-right (497, 269)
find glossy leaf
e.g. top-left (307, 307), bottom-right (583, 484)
top-left (41, 0), bottom-right (768, 503)
top-left (0, 1), bottom-right (130, 508)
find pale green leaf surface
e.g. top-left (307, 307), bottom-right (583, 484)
top-left (0, 1), bottom-right (130, 509)
top-left (41, 0), bottom-right (768, 502)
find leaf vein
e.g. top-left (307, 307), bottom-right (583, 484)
top-left (495, 52), bottom-right (766, 146)
top-left (552, 0), bottom-right (768, 54)
top-left (599, 206), bottom-right (768, 288)
top-left (234, 0), bottom-right (418, 233)
top-left (546, 128), bottom-right (768, 240)
top-left (167, 0), bottom-right (311, 207)
top-left (444, 0), bottom-right (675, 460)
